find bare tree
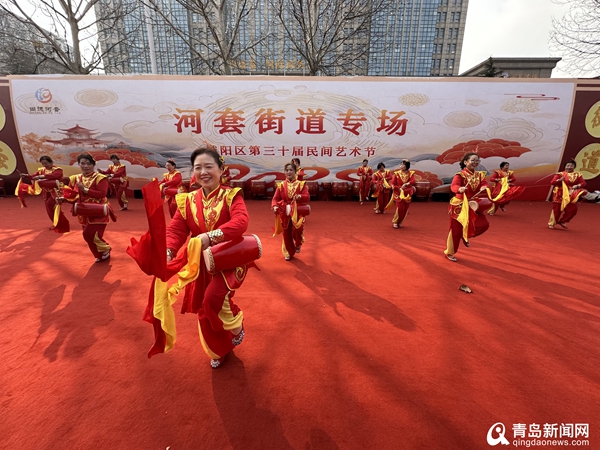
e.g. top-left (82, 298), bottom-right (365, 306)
top-left (142, 0), bottom-right (270, 75)
top-left (270, 0), bottom-right (391, 76)
top-left (550, 0), bottom-right (600, 76)
top-left (0, 0), bottom-right (143, 74)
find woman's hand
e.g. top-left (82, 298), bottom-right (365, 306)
top-left (272, 206), bottom-right (279, 215)
top-left (56, 197), bottom-right (65, 205)
top-left (458, 186), bottom-right (466, 194)
top-left (200, 233), bottom-right (210, 250)
top-left (76, 182), bottom-right (86, 192)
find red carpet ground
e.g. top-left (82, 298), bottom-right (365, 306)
top-left (1, 195), bottom-right (599, 450)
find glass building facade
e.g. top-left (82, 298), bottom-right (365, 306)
top-left (98, 0), bottom-right (468, 77)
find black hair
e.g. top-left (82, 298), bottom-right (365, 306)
top-left (109, 154), bottom-right (120, 161)
top-left (166, 159), bottom-right (177, 168)
top-left (291, 158), bottom-right (301, 166)
top-left (459, 152), bottom-right (479, 169)
top-left (39, 155), bottom-right (53, 164)
top-left (500, 161), bottom-right (509, 169)
top-left (565, 159), bottom-right (576, 168)
top-left (401, 159), bottom-right (411, 170)
top-left (362, 159), bottom-right (368, 163)
top-left (377, 162), bottom-right (385, 170)
top-left (190, 147), bottom-right (223, 168)
top-left (77, 153), bottom-right (96, 165)
top-left (284, 162), bottom-right (296, 171)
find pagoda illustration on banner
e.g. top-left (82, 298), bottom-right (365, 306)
top-left (46, 125), bottom-right (112, 148)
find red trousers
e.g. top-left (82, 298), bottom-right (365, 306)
top-left (167, 197), bottom-right (177, 218)
top-left (552, 202), bottom-right (578, 224)
top-left (197, 274), bottom-right (242, 359)
top-left (282, 219), bottom-right (304, 258)
top-left (111, 183), bottom-right (128, 209)
top-left (82, 223), bottom-right (110, 258)
top-left (374, 190), bottom-right (390, 213)
top-left (393, 201), bottom-right (410, 225)
top-left (43, 193), bottom-right (70, 233)
top-left (445, 211), bottom-right (489, 256)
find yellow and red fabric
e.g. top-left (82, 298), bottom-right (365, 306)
top-left (128, 182), bottom-right (252, 360)
top-left (158, 170), bottom-right (183, 217)
top-left (387, 169), bottom-right (416, 225)
top-left (272, 179), bottom-right (310, 258)
top-left (100, 163), bottom-right (129, 208)
top-left (357, 165), bottom-right (373, 202)
top-left (548, 171), bottom-right (587, 227)
top-left (488, 170), bottom-right (525, 214)
top-left (371, 170), bottom-right (392, 212)
top-left (444, 168), bottom-right (490, 257)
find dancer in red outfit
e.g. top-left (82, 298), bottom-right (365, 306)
top-left (272, 163), bottom-right (310, 261)
top-left (99, 154), bottom-right (129, 210)
top-left (291, 158), bottom-right (306, 181)
top-left (20, 155), bottom-right (70, 233)
top-left (387, 159), bottom-right (415, 228)
top-left (357, 159), bottom-right (373, 204)
top-left (487, 162), bottom-right (525, 215)
top-left (60, 154), bottom-right (115, 262)
top-left (548, 159), bottom-right (587, 229)
top-left (166, 147), bottom-right (249, 368)
top-left (444, 153), bottom-right (490, 262)
top-left (372, 162), bottom-right (392, 214)
top-left (158, 159), bottom-right (182, 218)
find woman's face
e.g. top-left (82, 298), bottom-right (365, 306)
top-left (399, 163), bottom-right (407, 171)
top-left (41, 159), bottom-right (52, 170)
top-left (285, 165), bottom-right (296, 181)
top-left (362, 161), bottom-right (368, 167)
top-left (378, 166), bottom-right (385, 172)
top-left (111, 158), bottom-right (120, 165)
top-left (465, 155), bottom-right (481, 171)
top-left (565, 162), bottom-right (575, 172)
top-left (79, 159), bottom-right (95, 176)
top-left (501, 164), bottom-right (509, 171)
top-left (193, 153), bottom-right (223, 193)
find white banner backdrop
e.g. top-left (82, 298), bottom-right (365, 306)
top-left (9, 75), bottom-right (576, 197)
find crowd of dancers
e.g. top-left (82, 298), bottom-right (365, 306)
top-left (16, 148), bottom-right (589, 368)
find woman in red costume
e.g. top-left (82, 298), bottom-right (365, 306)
top-left (388, 159), bottom-right (415, 228)
top-left (291, 157), bottom-right (306, 181)
top-left (548, 159), bottom-right (587, 229)
top-left (60, 153), bottom-right (115, 263)
top-left (272, 162), bottom-right (310, 261)
top-left (158, 159), bottom-right (182, 218)
top-left (487, 162), bottom-right (524, 215)
top-left (20, 155), bottom-right (70, 233)
top-left (444, 153), bottom-right (490, 262)
top-left (165, 147), bottom-right (248, 369)
top-left (99, 154), bottom-right (129, 211)
top-left (371, 162), bottom-right (392, 214)
top-left (357, 159), bottom-right (373, 204)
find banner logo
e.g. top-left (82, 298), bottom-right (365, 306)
top-left (35, 88), bottom-right (52, 103)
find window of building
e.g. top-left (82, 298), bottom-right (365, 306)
top-left (449, 59), bottom-right (454, 69)
top-left (444, 59), bottom-right (449, 69)
top-left (455, 12), bottom-right (461, 22)
top-left (450, 12), bottom-right (454, 22)
top-left (451, 44), bottom-right (456, 53)
top-left (441, 12), bottom-right (447, 22)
